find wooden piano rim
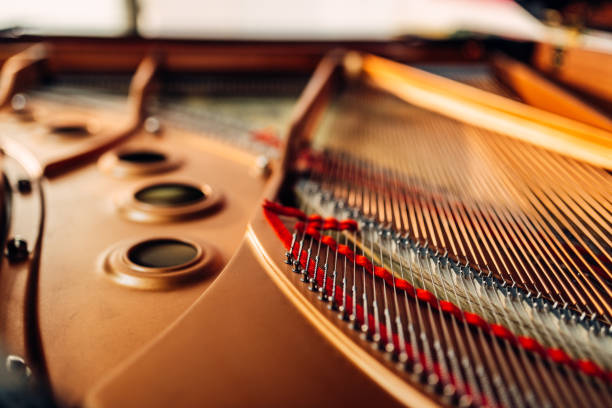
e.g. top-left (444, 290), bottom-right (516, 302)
top-left (245, 222), bottom-right (442, 408)
top-left (252, 51), bottom-right (442, 408)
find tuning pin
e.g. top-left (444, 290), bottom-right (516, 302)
top-left (293, 239), bottom-right (305, 273)
top-left (349, 312), bottom-right (359, 330)
top-left (319, 265), bottom-right (329, 301)
top-left (442, 383), bottom-right (457, 399)
top-left (338, 305), bottom-right (349, 321)
top-left (285, 232), bottom-right (297, 264)
top-left (457, 394), bottom-right (474, 408)
top-left (426, 372), bottom-right (440, 388)
top-left (404, 360), bottom-right (423, 385)
top-left (309, 256), bottom-right (320, 291)
top-left (320, 190), bottom-right (332, 203)
top-left (367, 330), bottom-right (380, 345)
top-left (301, 248), bottom-right (312, 283)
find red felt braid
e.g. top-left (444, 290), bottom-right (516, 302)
top-left (262, 201), bottom-right (611, 383)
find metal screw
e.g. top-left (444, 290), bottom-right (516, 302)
top-left (6, 238), bottom-right (29, 263)
top-left (5, 355), bottom-right (31, 379)
top-left (144, 116), bottom-right (161, 134)
top-left (10, 94), bottom-right (27, 112)
top-left (17, 179), bottom-right (31, 194)
top-left (253, 155), bottom-right (271, 178)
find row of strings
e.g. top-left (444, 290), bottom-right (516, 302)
top-left (284, 209), bottom-right (611, 408)
top-left (310, 84), bottom-right (612, 328)
top-left (287, 83), bottom-right (612, 407)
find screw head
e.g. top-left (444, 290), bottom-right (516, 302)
top-left (10, 94), bottom-right (27, 112)
top-left (253, 155), bottom-right (271, 178)
top-left (5, 355), bottom-right (31, 379)
top-left (144, 116), bottom-right (161, 134)
top-left (17, 179), bottom-right (31, 194)
top-left (6, 238), bottom-right (28, 263)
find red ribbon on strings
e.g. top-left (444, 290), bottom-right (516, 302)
top-left (321, 235), bottom-right (337, 251)
top-left (337, 245), bottom-right (355, 262)
top-left (262, 201), bottom-right (612, 383)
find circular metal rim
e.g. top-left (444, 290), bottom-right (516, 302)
top-left (115, 180), bottom-right (222, 223)
top-left (133, 182), bottom-right (208, 209)
top-left (102, 236), bottom-right (215, 290)
top-left (124, 238), bottom-right (203, 273)
top-left (98, 146), bottom-right (183, 178)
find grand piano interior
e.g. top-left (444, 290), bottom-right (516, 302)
top-left (0, 1), bottom-right (611, 407)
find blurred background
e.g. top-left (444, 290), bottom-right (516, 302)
top-left (1, 0), bottom-right (612, 49)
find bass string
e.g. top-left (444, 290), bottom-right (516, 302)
top-left (294, 83), bottom-right (612, 406)
top-left (280, 200), bottom-right (611, 407)
top-left (311, 84), bottom-right (611, 327)
top-left (316, 128), bottom-right (612, 366)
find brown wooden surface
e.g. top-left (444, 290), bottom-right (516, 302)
top-left (492, 53), bottom-right (612, 131)
top-left (0, 36), bottom-right (610, 407)
top-left (1, 36), bottom-right (491, 73)
top-left (533, 42), bottom-right (612, 103)
top-left (0, 99), bottom-right (272, 404)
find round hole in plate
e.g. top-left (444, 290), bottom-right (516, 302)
top-left (134, 183), bottom-right (206, 207)
top-left (117, 182), bottom-right (221, 223)
top-left (127, 239), bottom-right (198, 269)
top-left (118, 150), bottom-right (167, 164)
top-left (103, 236), bottom-right (214, 289)
top-left (50, 122), bottom-right (90, 136)
top-left (98, 147), bottom-right (182, 177)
